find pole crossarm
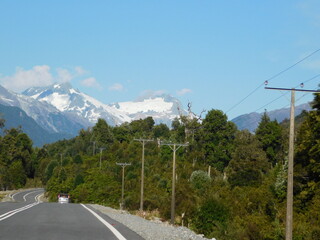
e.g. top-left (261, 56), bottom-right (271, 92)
top-left (116, 163), bottom-right (131, 167)
top-left (134, 138), bottom-right (154, 143)
top-left (160, 142), bottom-right (189, 152)
top-left (265, 87), bottom-right (320, 93)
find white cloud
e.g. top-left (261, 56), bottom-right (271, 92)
top-left (141, 90), bottom-right (166, 96)
top-left (135, 90), bottom-right (167, 101)
top-left (108, 83), bottom-right (124, 91)
top-left (0, 65), bottom-right (54, 92)
top-left (57, 66), bottom-right (88, 83)
top-left (57, 68), bottom-right (73, 83)
top-left (81, 77), bottom-right (101, 88)
top-left (74, 66), bottom-right (87, 76)
top-left (177, 88), bottom-right (192, 96)
top-left (0, 65), bottom-right (99, 92)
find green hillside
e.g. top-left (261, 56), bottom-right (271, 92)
top-left (1, 98), bottom-right (320, 239)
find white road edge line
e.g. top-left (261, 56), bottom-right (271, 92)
top-left (81, 204), bottom-right (127, 240)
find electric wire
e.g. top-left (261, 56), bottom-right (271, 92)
top-left (226, 48), bottom-right (320, 115)
top-left (231, 73), bottom-right (320, 130)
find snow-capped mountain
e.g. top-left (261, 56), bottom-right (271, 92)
top-left (110, 94), bottom-right (185, 125)
top-left (23, 82), bottom-right (130, 126)
top-left (22, 82), bottom-right (186, 127)
top-left (0, 85), bottom-right (83, 135)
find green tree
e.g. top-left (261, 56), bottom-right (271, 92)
top-left (295, 93), bottom-right (320, 205)
top-left (92, 118), bottom-right (114, 146)
top-left (227, 130), bottom-right (269, 187)
top-left (153, 123), bottom-right (170, 139)
top-left (200, 109), bottom-right (236, 171)
top-left (255, 112), bottom-right (283, 166)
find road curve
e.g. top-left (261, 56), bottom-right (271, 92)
top-left (0, 189), bottom-right (144, 240)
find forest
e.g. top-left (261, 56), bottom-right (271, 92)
top-left (0, 94), bottom-right (320, 240)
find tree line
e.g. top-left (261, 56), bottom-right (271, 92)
top-left (1, 94), bottom-right (320, 239)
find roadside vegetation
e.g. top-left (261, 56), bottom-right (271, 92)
top-left (1, 94), bottom-right (320, 239)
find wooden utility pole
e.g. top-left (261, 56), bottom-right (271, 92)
top-left (99, 147), bottom-right (105, 169)
top-left (134, 139), bottom-right (154, 211)
top-left (266, 86), bottom-right (320, 240)
top-left (92, 141), bottom-right (96, 156)
top-left (160, 141), bottom-right (188, 225)
top-left (60, 153), bottom-right (63, 166)
top-left (286, 89), bottom-right (295, 240)
top-left (116, 162), bottom-right (131, 210)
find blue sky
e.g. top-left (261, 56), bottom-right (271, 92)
top-left (1, 0), bottom-right (320, 120)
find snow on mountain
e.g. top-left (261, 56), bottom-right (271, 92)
top-left (23, 83), bottom-right (185, 127)
top-left (109, 94), bottom-right (186, 125)
top-left (0, 84), bottom-right (83, 134)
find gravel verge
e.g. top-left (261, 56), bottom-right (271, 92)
top-left (90, 204), bottom-right (214, 240)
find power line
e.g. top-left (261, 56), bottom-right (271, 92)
top-left (231, 73), bottom-right (320, 130)
top-left (226, 48), bottom-right (320, 114)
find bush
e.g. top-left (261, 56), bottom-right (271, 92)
top-left (192, 198), bottom-right (228, 238)
top-left (190, 170), bottom-right (211, 194)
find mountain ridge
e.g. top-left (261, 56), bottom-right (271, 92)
top-left (22, 83), bottom-right (186, 127)
top-left (231, 102), bottom-right (312, 132)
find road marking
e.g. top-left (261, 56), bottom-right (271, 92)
top-left (0, 202), bottom-right (39, 222)
top-left (35, 193), bottom-right (43, 203)
top-left (81, 204), bottom-right (127, 240)
top-left (11, 191), bottom-right (20, 200)
top-left (23, 190), bottom-right (43, 201)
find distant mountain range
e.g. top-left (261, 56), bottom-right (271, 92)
top-left (23, 82), bottom-right (185, 127)
top-left (0, 83), bottom-right (186, 146)
top-left (0, 104), bottom-right (73, 146)
top-left (231, 102), bottom-right (312, 132)
top-left (0, 82), bottom-right (313, 146)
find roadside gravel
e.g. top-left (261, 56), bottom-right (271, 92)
top-left (90, 204), bottom-right (214, 240)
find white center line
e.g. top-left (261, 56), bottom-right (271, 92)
top-left (23, 190), bottom-right (43, 201)
top-left (0, 202), bottom-right (39, 221)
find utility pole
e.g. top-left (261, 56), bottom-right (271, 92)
top-left (134, 138), bottom-right (154, 211)
top-left (60, 153), bottom-right (63, 166)
top-left (265, 86), bottom-right (320, 240)
top-left (98, 147), bottom-right (105, 169)
top-left (92, 141), bottom-right (96, 156)
top-left (58, 153), bottom-right (63, 179)
top-left (116, 162), bottom-right (131, 210)
top-left (160, 141), bottom-right (188, 225)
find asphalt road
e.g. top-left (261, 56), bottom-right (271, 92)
top-left (0, 189), bottom-right (144, 240)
